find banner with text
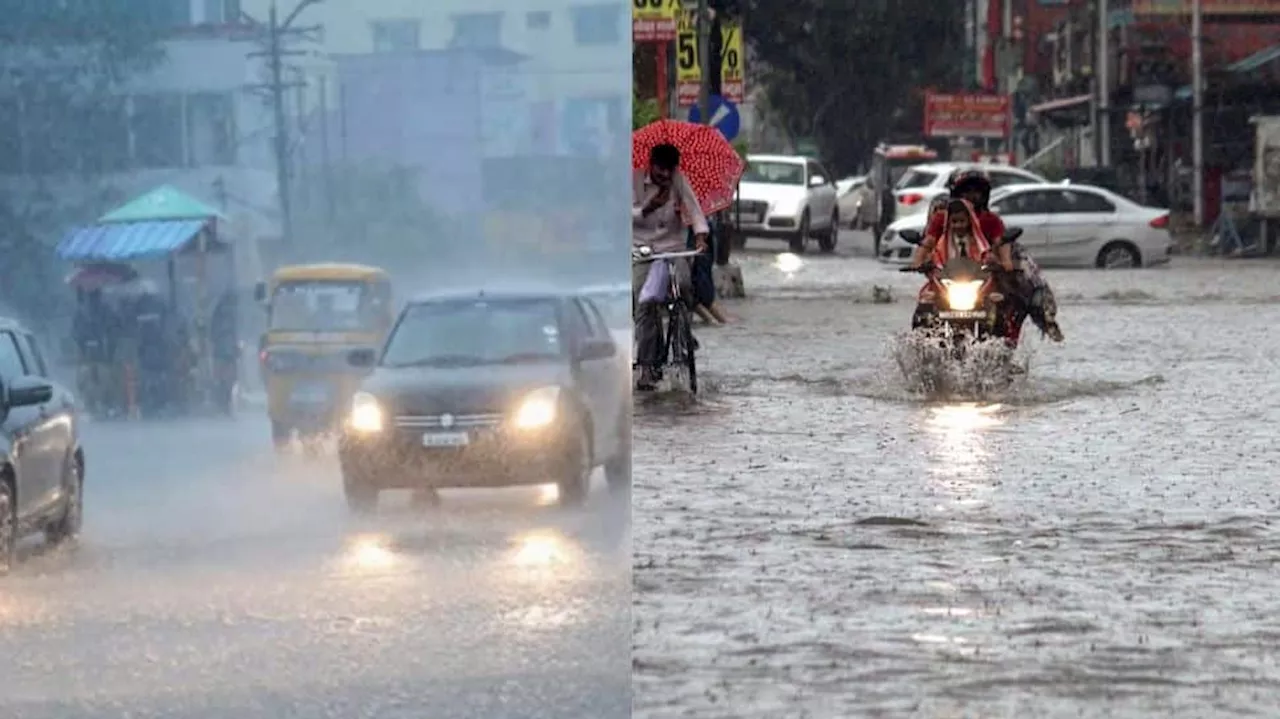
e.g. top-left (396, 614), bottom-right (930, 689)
top-left (923, 92), bottom-right (1011, 139)
top-left (676, 15), bottom-right (746, 106)
top-left (632, 0), bottom-right (680, 42)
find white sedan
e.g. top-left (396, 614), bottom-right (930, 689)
top-left (892, 162), bottom-right (1051, 222)
top-left (877, 183), bottom-right (1174, 268)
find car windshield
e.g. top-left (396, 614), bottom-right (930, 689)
top-left (269, 281), bottom-right (377, 332)
top-left (585, 291), bottom-right (631, 329)
top-left (381, 298), bottom-right (564, 367)
top-left (895, 169), bottom-right (939, 190)
top-left (743, 161), bottom-right (805, 185)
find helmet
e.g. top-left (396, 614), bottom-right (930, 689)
top-left (946, 168), bottom-right (992, 209)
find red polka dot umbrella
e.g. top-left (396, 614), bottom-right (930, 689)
top-left (632, 119), bottom-right (746, 215)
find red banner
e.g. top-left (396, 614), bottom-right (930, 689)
top-left (1132, 0), bottom-right (1280, 14)
top-left (923, 92), bottom-right (1011, 139)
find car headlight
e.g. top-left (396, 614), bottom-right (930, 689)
top-left (348, 391), bottom-right (383, 433)
top-left (942, 279), bottom-right (984, 312)
top-left (513, 386), bottom-right (561, 430)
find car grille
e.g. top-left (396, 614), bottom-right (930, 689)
top-left (731, 200), bottom-right (768, 217)
top-left (395, 413), bottom-right (503, 429)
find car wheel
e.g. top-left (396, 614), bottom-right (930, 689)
top-left (817, 211), bottom-right (839, 253)
top-left (1096, 241), bottom-right (1141, 269)
top-left (788, 211), bottom-right (810, 254)
top-left (557, 420), bottom-right (592, 508)
top-left (604, 411), bottom-right (631, 496)
top-left (343, 473), bottom-right (379, 514)
top-left (46, 458), bottom-right (83, 546)
top-left (271, 421), bottom-right (290, 450)
top-left (0, 477), bottom-right (14, 575)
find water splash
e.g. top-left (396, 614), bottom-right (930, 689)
top-left (888, 328), bottom-right (1030, 401)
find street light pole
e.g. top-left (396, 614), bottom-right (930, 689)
top-left (1098, 0), bottom-right (1111, 166)
top-left (696, 0), bottom-right (711, 125)
top-left (247, 0), bottom-right (323, 250)
top-left (1191, 0), bottom-right (1204, 227)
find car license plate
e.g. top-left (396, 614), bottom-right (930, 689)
top-left (290, 382), bottom-right (329, 402)
top-left (939, 310), bottom-right (986, 320)
top-left (422, 432), bottom-right (469, 447)
top-left (738, 213), bottom-right (761, 224)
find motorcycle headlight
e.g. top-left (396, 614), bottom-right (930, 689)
top-left (348, 391), bottom-right (383, 433)
top-left (942, 279), bottom-right (984, 312)
top-left (513, 386), bottom-right (560, 430)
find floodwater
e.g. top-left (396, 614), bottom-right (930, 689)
top-left (0, 418), bottom-right (630, 718)
top-left (633, 237), bottom-right (1280, 718)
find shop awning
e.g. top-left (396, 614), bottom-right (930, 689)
top-left (56, 219), bottom-right (209, 261)
top-left (1029, 94), bottom-right (1092, 114)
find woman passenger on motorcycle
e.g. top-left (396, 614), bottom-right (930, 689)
top-left (909, 170), bottom-right (1006, 270)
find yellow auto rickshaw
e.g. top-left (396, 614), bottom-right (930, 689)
top-left (254, 263), bottom-right (393, 448)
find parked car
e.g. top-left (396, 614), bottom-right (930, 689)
top-left (836, 175), bottom-right (874, 230)
top-left (877, 183), bottom-right (1173, 268)
top-left (730, 154), bottom-right (840, 254)
top-left (892, 162), bottom-right (1052, 223)
top-left (337, 290), bottom-right (630, 512)
top-left (0, 319), bottom-right (84, 573)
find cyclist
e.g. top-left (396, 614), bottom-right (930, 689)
top-left (632, 143), bottom-right (709, 390)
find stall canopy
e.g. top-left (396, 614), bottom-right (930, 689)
top-left (56, 185), bottom-right (229, 262)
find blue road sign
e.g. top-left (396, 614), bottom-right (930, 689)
top-left (687, 95), bottom-right (740, 141)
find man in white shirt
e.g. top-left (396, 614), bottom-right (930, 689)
top-left (632, 143), bottom-right (709, 390)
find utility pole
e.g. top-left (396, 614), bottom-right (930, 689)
top-left (1191, 0), bottom-right (1204, 226)
top-left (1098, 0), bottom-right (1111, 166)
top-left (245, 0), bottom-right (324, 250)
top-left (696, 0), bottom-right (711, 126)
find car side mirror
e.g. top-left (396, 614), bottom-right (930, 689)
top-left (577, 338), bottom-right (616, 361)
top-left (898, 229), bottom-right (924, 245)
top-left (253, 281), bottom-right (266, 303)
top-left (347, 348), bottom-right (377, 368)
top-left (809, 175), bottom-right (826, 187)
top-left (5, 376), bottom-right (53, 409)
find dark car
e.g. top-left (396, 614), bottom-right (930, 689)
top-left (337, 290), bottom-right (630, 512)
top-left (0, 319), bottom-right (84, 572)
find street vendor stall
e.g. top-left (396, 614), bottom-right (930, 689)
top-left (55, 184), bottom-right (236, 417)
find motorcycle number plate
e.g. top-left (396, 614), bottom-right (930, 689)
top-left (422, 432), bottom-right (469, 448)
top-left (938, 310), bottom-right (986, 320)
top-left (290, 383), bottom-right (329, 402)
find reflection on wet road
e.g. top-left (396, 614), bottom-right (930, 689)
top-left (634, 238), bottom-right (1280, 717)
top-left (0, 418), bottom-right (629, 719)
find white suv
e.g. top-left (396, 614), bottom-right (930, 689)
top-left (892, 163), bottom-right (1050, 222)
top-left (730, 154), bottom-right (841, 254)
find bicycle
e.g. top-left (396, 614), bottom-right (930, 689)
top-left (631, 246), bottom-right (702, 394)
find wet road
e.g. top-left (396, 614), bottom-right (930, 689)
top-left (634, 233), bottom-right (1280, 717)
top-left (0, 417), bottom-right (630, 718)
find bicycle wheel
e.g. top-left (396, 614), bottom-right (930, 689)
top-left (665, 304), bottom-right (697, 394)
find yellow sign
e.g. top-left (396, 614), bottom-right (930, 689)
top-left (677, 14), bottom-right (746, 106)
top-left (720, 20), bottom-right (745, 104)
top-left (633, 0), bottom-right (680, 42)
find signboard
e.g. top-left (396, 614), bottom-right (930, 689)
top-left (687, 95), bottom-right (740, 140)
top-left (923, 92), bottom-right (1011, 139)
top-left (1255, 116), bottom-right (1280, 217)
top-left (677, 15), bottom-right (746, 106)
top-left (632, 0), bottom-right (680, 42)
top-left (1132, 0), bottom-right (1280, 14)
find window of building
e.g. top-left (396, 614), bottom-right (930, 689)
top-left (526, 11), bottom-right (551, 30)
top-left (450, 12), bottom-right (503, 48)
top-left (199, 0), bottom-right (242, 24)
top-left (570, 4), bottom-right (621, 46)
top-left (371, 19), bottom-right (421, 52)
top-left (186, 92), bottom-right (236, 166)
top-left (81, 97), bottom-right (131, 173)
top-left (131, 94), bottom-right (185, 169)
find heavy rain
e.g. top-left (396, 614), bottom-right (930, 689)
top-left (0, 1), bottom-right (630, 717)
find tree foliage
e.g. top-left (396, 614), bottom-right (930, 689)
top-left (718, 0), bottom-right (965, 174)
top-left (0, 2), bottom-right (165, 322)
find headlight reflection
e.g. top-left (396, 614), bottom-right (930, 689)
top-left (338, 533), bottom-right (400, 574)
top-left (925, 403), bottom-right (1005, 505)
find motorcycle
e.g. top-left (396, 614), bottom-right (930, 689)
top-left (897, 227), bottom-right (1026, 357)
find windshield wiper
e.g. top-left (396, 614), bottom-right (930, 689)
top-left (499, 352), bottom-right (558, 364)
top-left (386, 355), bottom-right (486, 368)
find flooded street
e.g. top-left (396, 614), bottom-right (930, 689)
top-left (633, 233), bottom-right (1280, 717)
top-left (0, 418), bottom-right (630, 718)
